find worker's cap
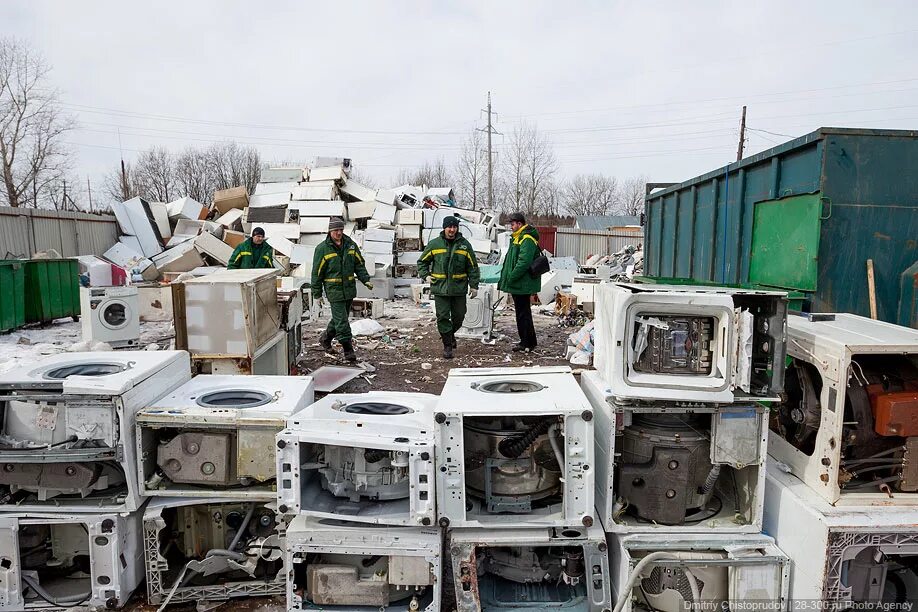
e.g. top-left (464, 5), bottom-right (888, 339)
top-left (442, 215), bottom-right (460, 229)
top-left (508, 212), bottom-right (526, 224)
top-left (328, 217), bottom-right (345, 231)
top-left (252, 226), bottom-right (266, 237)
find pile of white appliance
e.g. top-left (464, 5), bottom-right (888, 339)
top-left (764, 313), bottom-right (918, 602)
top-left (587, 283), bottom-right (793, 611)
top-left (0, 351), bottom-right (191, 610)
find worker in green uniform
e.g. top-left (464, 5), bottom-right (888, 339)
top-left (227, 226), bottom-right (274, 269)
top-left (418, 215), bottom-right (480, 359)
top-left (498, 212), bottom-right (540, 352)
top-left (312, 217), bottom-right (373, 363)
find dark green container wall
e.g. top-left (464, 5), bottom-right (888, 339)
top-left (817, 133), bottom-right (918, 322)
top-left (645, 128), bottom-right (918, 327)
top-left (0, 261), bottom-right (25, 332)
top-left (23, 259), bottom-right (80, 324)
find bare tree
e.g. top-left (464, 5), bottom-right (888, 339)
top-left (208, 142), bottom-right (261, 194)
top-left (133, 147), bottom-right (176, 202)
top-left (617, 175), bottom-right (647, 216)
top-left (500, 122), bottom-right (557, 216)
top-left (0, 38), bottom-right (75, 208)
top-left (347, 167), bottom-right (378, 188)
top-left (103, 142), bottom-right (262, 206)
top-left (455, 130), bottom-right (487, 209)
top-left (393, 159), bottom-right (452, 190)
top-left (175, 147), bottom-right (213, 203)
top-left (563, 173), bottom-right (620, 216)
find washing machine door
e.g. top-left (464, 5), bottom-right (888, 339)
top-left (100, 299), bottom-right (132, 331)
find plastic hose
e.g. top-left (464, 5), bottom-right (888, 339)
top-left (684, 569), bottom-right (702, 612)
top-left (701, 465), bottom-right (722, 495)
top-left (498, 419), bottom-right (554, 458)
top-left (548, 424), bottom-right (565, 472)
top-left (612, 552), bottom-right (717, 612)
top-left (21, 574), bottom-right (90, 607)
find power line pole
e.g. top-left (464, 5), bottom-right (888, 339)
top-left (87, 177), bottom-right (93, 213)
top-left (736, 105), bottom-right (747, 161)
top-left (477, 92), bottom-right (500, 210)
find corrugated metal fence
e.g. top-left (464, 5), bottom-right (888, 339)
top-left (0, 207), bottom-right (118, 259)
top-left (553, 227), bottom-right (643, 262)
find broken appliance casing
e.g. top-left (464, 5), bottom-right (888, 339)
top-left (285, 515), bottom-right (441, 612)
top-left (177, 268), bottom-right (280, 362)
top-left (768, 313), bottom-right (918, 506)
top-left (277, 392), bottom-right (438, 527)
top-left (764, 457), bottom-right (918, 603)
top-left (435, 367), bottom-right (595, 529)
top-left (144, 497), bottom-right (287, 606)
top-left (455, 284), bottom-right (499, 340)
top-left (593, 283), bottom-right (787, 403)
top-left (0, 351), bottom-right (191, 512)
top-left (193, 330), bottom-right (290, 376)
top-left (79, 286), bottom-right (141, 348)
top-left (580, 369), bottom-right (767, 533)
top-left (609, 532), bottom-right (790, 612)
top-left (136, 375), bottom-right (315, 499)
top-left (0, 510), bottom-right (145, 611)
top-left (448, 526), bottom-right (610, 612)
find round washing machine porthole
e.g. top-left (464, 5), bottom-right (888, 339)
top-left (101, 300), bottom-right (130, 330)
top-left (44, 363), bottom-right (128, 379)
top-left (336, 401), bottom-right (413, 415)
top-left (473, 380), bottom-right (545, 394)
top-left (195, 389), bottom-right (274, 409)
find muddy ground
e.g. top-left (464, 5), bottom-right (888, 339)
top-left (296, 298), bottom-right (582, 395)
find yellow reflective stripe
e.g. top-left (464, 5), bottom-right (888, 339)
top-left (420, 250), bottom-right (435, 261)
top-left (431, 273), bottom-right (447, 279)
top-left (262, 255), bottom-right (272, 263)
top-left (454, 273), bottom-right (467, 279)
top-left (351, 249), bottom-right (364, 264)
top-left (316, 252), bottom-right (338, 277)
top-left (325, 278), bottom-right (342, 283)
top-left (234, 251), bottom-right (252, 262)
top-left (429, 249), bottom-right (447, 256)
top-left (455, 249), bottom-right (476, 265)
top-left (520, 234), bottom-right (538, 246)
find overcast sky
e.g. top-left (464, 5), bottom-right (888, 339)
top-left (2, 1), bottom-right (917, 203)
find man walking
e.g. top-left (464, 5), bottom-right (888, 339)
top-left (498, 212), bottom-right (540, 352)
top-left (418, 215), bottom-right (480, 359)
top-left (227, 226), bottom-right (274, 269)
top-left (312, 217), bottom-right (373, 363)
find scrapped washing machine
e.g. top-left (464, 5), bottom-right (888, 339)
top-left (276, 392), bottom-right (437, 527)
top-left (768, 313), bottom-right (918, 506)
top-left (144, 497), bottom-right (287, 607)
top-left (593, 283), bottom-right (787, 403)
top-left (609, 532), bottom-right (790, 611)
top-left (435, 367), bottom-right (595, 529)
top-left (0, 351), bottom-right (191, 512)
top-left (136, 375), bottom-right (315, 499)
top-left (455, 284), bottom-right (499, 340)
top-left (449, 526), bottom-right (610, 612)
top-left (0, 510), bottom-right (145, 610)
top-left (765, 458), bottom-right (918, 604)
top-left (79, 286), bottom-right (140, 348)
top-left (580, 369), bottom-right (767, 533)
top-left (286, 515), bottom-right (441, 612)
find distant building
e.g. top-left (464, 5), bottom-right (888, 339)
top-left (573, 215), bottom-right (640, 231)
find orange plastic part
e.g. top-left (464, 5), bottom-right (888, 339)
top-left (873, 391), bottom-right (918, 437)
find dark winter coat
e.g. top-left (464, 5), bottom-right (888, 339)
top-left (311, 234), bottom-right (371, 302)
top-left (227, 238), bottom-right (274, 269)
top-left (498, 224), bottom-right (541, 295)
top-left (417, 231), bottom-right (480, 297)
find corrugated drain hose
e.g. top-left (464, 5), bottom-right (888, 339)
top-left (498, 419), bottom-right (554, 458)
top-left (613, 552), bottom-right (710, 612)
top-left (21, 574), bottom-right (90, 607)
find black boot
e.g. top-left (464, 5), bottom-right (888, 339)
top-left (442, 334), bottom-right (454, 360)
top-left (319, 330), bottom-right (336, 353)
top-left (450, 332), bottom-right (458, 349)
top-left (341, 340), bottom-right (357, 363)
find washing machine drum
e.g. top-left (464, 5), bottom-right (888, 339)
top-left (100, 299), bottom-right (130, 330)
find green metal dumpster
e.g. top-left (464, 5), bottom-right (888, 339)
top-left (23, 259), bottom-right (80, 325)
top-left (0, 260), bottom-right (26, 332)
top-left (644, 128), bottom-right (918, 327)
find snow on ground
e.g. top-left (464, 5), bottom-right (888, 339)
top-left (0, 319), bottom-right (175, 374)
